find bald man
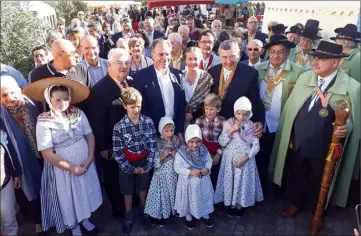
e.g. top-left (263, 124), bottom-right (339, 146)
top-left (80, 35), bottom-right (108, 85)
top-left (29, 39), bottom-right (91, 112)
top-left (245, 16), bottom-right (268, 46)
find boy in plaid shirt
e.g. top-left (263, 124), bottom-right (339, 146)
top-left (195, 93), bottom-right (226, 188)
top-left (113, 87), bottom-right (157, 234)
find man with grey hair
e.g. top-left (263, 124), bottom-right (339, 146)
top-left (331, 24), bottom-right (360, 82)
top-left (254, 34), bottom-right (304, 191)
top-left (178, 25), bottom-right (192, 50)
top-left (211, 20), bottom-right (222, 40)
top-left (133, 38), bottom-right (186, 139)
top-left (86, 48), bottom-right (132, 222)
top-left (245, 16), bottom-right (268, 46)
top-left (45, 30), bottom-right (63, 60)
top-left (168, 33), bottom-right (185, 70)
top-left (144, 16), bottom-right (164, 45)
top-left (208, 39), bottom-right (264, 130)
top-left (242, 39), bottom-right (264, 67)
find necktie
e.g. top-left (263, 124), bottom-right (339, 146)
top-left (271, 67), bottom-right (279, 82)
top-left (121, 81), bottom-right (126, 88)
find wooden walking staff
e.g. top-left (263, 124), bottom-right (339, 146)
top-left (311, 101), bottom-right (350, 236)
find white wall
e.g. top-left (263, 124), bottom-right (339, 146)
top-left (260, 1), bottom-right (360, 41)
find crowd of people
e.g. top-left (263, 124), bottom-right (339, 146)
top-left (0, 3), bottom-right (360, 236)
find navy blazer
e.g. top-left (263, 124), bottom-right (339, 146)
top-left (208, 62), bottom-right (265, 124)
top-left (111, 32), bottom-right (124, 46)
top-left (152, 30), bottom-right (165, 40)
top-left (132, 65), bottom-right (186, 135)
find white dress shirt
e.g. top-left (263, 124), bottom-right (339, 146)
top-left (259, 62), bottom-right (285, 133)
top-left (248, 59), bottom-right (261, 67)
top-left (155, 68), bottom-right (175, 117)
top-left (308, 69), bottom-right (338, 111)
top-left (183, 70), bottom-right (200, 102)
top-left (148, 30), bottom-right (154, 45)
top-left (223, 68), bottom-right (232, 83)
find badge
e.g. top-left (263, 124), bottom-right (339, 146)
top-left (319, 108), bottom-right (329, 117)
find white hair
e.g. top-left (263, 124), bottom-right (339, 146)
top-left (212, 20), bottom-right (222, 27)
top-left (116, 38), bottom-right (129, 50)
top-left (108, 48), bottom-right (130, 61)
top-left (46, 30), bottom-right (63, 43)
top-left (248, 39), bottom-right (263, 48)
top-left (168, 33), bottom-right (182, 44)
top-left (178, 25), bottom-right (189, 34)
top-left (0, 75), bottom-right (20, 90)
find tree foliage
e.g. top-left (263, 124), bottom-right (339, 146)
top-left (43, 1), bottom-right (89, 26)
top-left (1, 1), bottom-right (50, 76)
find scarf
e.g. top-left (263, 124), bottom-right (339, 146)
top-left (177, 144), bottom-right (208, 170)
top-left (184, 70), bottom-right (214, 113)
top-left (37, 85), bottom-right (81, 138)
top-left (6, 96), bottom-right (39, 159)
top-left (157, 135), bottom-right (181, 164)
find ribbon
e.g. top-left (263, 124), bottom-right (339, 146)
top-left (297, 51), bottom-right (311, 67)
top-left (218, 66), bottom-right (236, 100)
top-left (265, 70), bottom-right (285, 92)
top-left (315, 87), bottom-right (333, 108)
top-left (199, 54), bottom-right (214, 70)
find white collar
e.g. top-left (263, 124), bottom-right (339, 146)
top-left (155, 67), bottom-right (170, 78)
top-left (317, 69), bottom-right (338, 84)
top-left (84, 58), bottom-right (101, 68)
top-left (249, 58), bottom-right (261, 66)
top-left (270, 61), bottom-right (286, 70)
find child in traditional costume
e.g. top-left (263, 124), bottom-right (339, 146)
top-left (144, 117), bottom-right (181, 226)
top-left (174, 124), bottom-right (214, 230)
top-left (112, 87), bottom-right (157, 234)
top-left (214, 96), bottom-right (264, 217)
top-left (195, 93), bottom-right (225, 188)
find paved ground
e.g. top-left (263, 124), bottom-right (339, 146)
top-left (19, 190), bottom-right (357, 236)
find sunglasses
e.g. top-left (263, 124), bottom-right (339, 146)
top-left (248, 48), bottom-right (260, 52)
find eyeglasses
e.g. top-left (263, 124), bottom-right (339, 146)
top-left (200, 40), bottom-right (214, 45)
top-left (269, 50), bottom-right (285, 56)
top-left (248, 48), bottom-right (260, 52)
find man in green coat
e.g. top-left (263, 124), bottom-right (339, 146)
top-left (269, 41), bottom-right (360, 217)
top-left (254, 34), bottom-right (304, 190)
top-left (288, 27), bottom-right (322, 71)
top-left (331, 23), bottom-right (360, 82)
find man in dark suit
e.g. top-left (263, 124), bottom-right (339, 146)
top-left (111, 17), bottom-right (134, 45)
top-left (208, 40), bottom-right (265, 137)
top-left (86, 48), bottom-right (133, 219)
top-left (132, 39), bottom-right (186, 140)
top-left (144, 16), bottom-right (165, 45)
top-left (244, 16), bottom-right (268, 46)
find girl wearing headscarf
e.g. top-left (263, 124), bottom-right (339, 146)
top-left (173, 124), bottom-right (214, 230)
top-left (144, 117), bottom-right (181, 226)
top-left (30, 80), bottom-right (102, 235)
top-left (0, 76), bottom-right (43, 235)
top-left (214, 97), bottom-right (263, 217)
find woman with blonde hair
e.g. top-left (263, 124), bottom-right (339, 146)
top-left (128, 37), bottom-right (154, 76)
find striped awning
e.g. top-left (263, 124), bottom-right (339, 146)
top-left (147, 0), bottom-right (215, 8)
top-left (216, 0), bottom-right (248, 4)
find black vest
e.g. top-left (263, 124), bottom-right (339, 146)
top-left (292, 79), bottom-right (336, 159)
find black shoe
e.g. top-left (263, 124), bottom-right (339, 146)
top-left (185, 219), bottom-right (195, 230)
top-left (80, 224), bottom-right (99, 233)
top-left (36, 232), bottom-right (48, 236)
top-left (122, 221), bottom-right (133, 234)
top-left (140, 214), bottom-right (152, 226)
top-left (204, 217), bottom-right (213, 228)
top-left (157, 218), bottom-right (167, 227)
top-left (236, 208), bottom-right (245, 217)
top-left (227, 208), bottom-right (237, 217)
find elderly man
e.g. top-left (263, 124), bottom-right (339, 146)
top-left (29, 39), bottom-right (90, 111)
top-left (198, 30), bottom-right (221, 70)
top-left (288, 27), bottom-right (321, 71)
top-left (0, 64), bottom-right (28, 89)
top-left (270, 41), bottom-right (359, 218)
top-left (208, 40), bottom-right (265, 131)
top-left (168, 33), bottom-right (185, 70)
top-left (144, 16), bottom-right (164, 45)
top-left (77, 11), bottom-right (88, 29)
top-left (80, 35), bottom-right (108, 85)
top-left (111, 17), bottom-right (134, 44)
top-left (86, 48), bottom-right (133, 223)
top-left (178, 25), bottom-right (194, 50)
top-left (254, 35), bottom-right (304, 190)
top-left (245, 16), bottom-right (268, 45)
top-left (331, 24), bottom-right (360, 82)
top-left (211, 20), bottom-right (222, 40)
top-left (286, 25), bottom-right (301, 45)
top-left (242, 39), bottom-right (263, 67)
top-left (132, 39), bottom-right (186, 139)
top-left (45, 30), bottom-right (63, 60)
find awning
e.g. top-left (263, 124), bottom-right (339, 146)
top-left (147, 0), bottom-right (215, 8)
top-left (216, 0), bottom-right (248, 4)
